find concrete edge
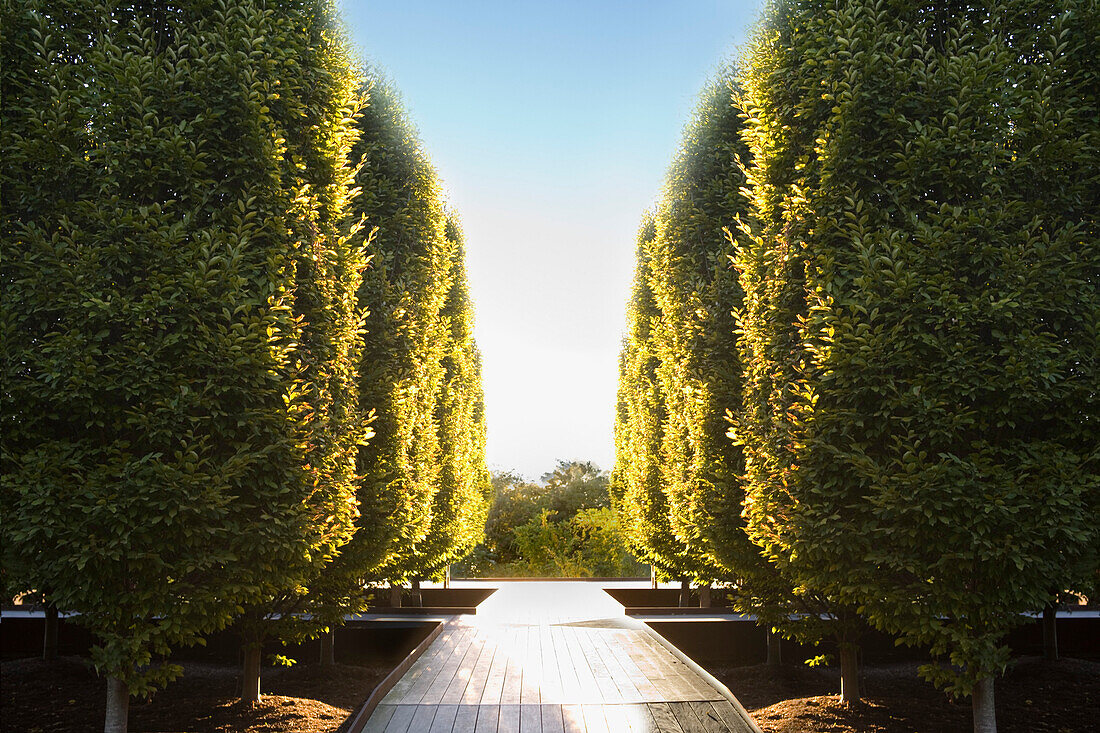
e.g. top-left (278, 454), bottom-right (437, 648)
top-left (639, 620), bottom-right (766, 733)
top-left (345, 614), bottom-right (457, 733)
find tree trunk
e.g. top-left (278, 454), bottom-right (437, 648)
top-left (104, 675), bottom-right (128, 733)
top-left (838, 644), bottom-right (860, 705)
top-left (410, 578), bottom-right (423, 607)
top-left (319, 628), bottom-right (335, 667)
top-left (699, 583), bottom-right (711, 608)
top-left (972, 676), bottom-right (997, 733)
top-left (1042, 601), bottom-right (1059, 661)
top-left (678, 579), bottom-right (690, 608)
top-left (444, 565), bottom-right (451, 589)
top-left (43, 601), bottom-right (59, 661)
top-left (766, 628), bottom-right (782, 667)
top-left (241, 643), bottom-right (262, 704)
top-left (651, 565), bottom-right (658, 589)
top-left (390, 582), bottom-right (403, 608)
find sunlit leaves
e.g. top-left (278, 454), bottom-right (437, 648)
top-left (735, 0), bottom-right (1099, 699)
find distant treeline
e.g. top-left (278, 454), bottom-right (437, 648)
top-left (455, 461), bottom-right (648, 578)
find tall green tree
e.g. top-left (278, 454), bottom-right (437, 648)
top-left (228, 0), bottom-right (369, 702)
top-left (401, 215), bottom-right (492, 583)
top-left (2, 0), bottom-right (366, 728)
top-left (324, 72), bottom-right (453, 595)
top-left (651, 66), bottom-right (863, 676)
top-left (611, 216), bottom-right (699, 583)
top-left (736, 1), bottom-right (1099, 729)
top-left (617, 70), bottom-right (863, 680)
top-left (649, 68), bottom-right (752, 586)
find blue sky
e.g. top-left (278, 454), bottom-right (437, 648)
top-left (340, 1), bottom-right (764, 479)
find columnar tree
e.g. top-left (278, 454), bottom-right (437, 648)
top-left (2, 0), bottom-right (365, 729)
top-left (229, 0), bottom-right (369, 701)
top-left (325, 73), bottom-right (454, 596)
top-left (611, 216), bottom-right (699, 586)
top-left (736, 1), bottom-right (1099, 729)
top-left (400, 215), bottom-right (492, 585)
top-left (649, 68), bottom-right (753, 591)
top-left (629, 67), bottom-right (863, 679)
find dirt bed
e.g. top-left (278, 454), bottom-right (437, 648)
top-left (5, 653), bottom-right (1096, 732)
top-left (710, 656), bottom-right (1099, 733)
top-left (1, 656), bottom-right (389, 733)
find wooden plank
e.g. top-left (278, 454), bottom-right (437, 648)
top-left (354, 585), bottom-right (762, 733)
top-left (580, 703), bottom-right (611, 733)
top-left (647, 702), bottom-right (687, 733)
top-left (590, 628), bottom-right (646, 703)
top-left (520, 703), bottom-right (543, 733)
top-left (538, 624), bottom-right (564, 703)
top-left (541, 704), bottom-right (565, 733)
top-left (501, 625), bottom-right (528, 705)
top-left (479, 628), bottom-right (510, 704)
top-left (422, 627), bottom-right (480, 704)
top-left (577, 628), bottom-right (620, 703)
top-left (560, 625), bottom-right (601, 704)
top-left (361, 703), bottom-right (396, 733)
top-left (668, 702), bottom-right (710, 733)
top-left (623, 703), bottom-right (660, 733)
top-left (520, 624), bottom-right (542, 706)
top-left (463, 629), bottom-right (498, 704)
top-left (453, 704), bottom-right (480, 732)
top-left (498, 703), bottom-right (522, 732)
top-left (602, 703), bottom-right (637, 733)
top-left (686, 701), bottom-right (735, 733)
top-left (441, 633), bottom-right (488, 704)
top-left (382, 704), bottom-right (417, 733)
top-left (428, 704), bottom-right (459, 733)
top-left (474, 704), bottom-right (500, 733)
top-left (549, 624), bottom-right (581, 703)
top-left (407, 704), bottom-right (437, 732)
top-left (561, 704), bottom-right (585, 733)
top-left (382, 623), bottom-right (463, 703)
top-left (395, 626), bottom-right (474, 704)
top-left (706, 701), bottom-right (757, 733)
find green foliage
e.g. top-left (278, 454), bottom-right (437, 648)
top-left (327, 72), bottom-right (454, 587)
top-left (736, 0), bottom-right (1099, 699)
top-left (1, 0), bottom-right (364, 698)
top-left (615, 73), bottom-right (849, 651)
top-left (400, 215), bottom-right (492, 580)
top-left (539, 460), bottom-right (613, 518)
top-left (511, 507), bottom-right (644, 578)
top-left (463, 462), bottom-right (644, 577)
top-left (229, 0), bottom-right (369, 657)
top-left (481, 471), bottom-right (551, 565)
top-left (612, 216), bottom-right (698, 580)
top-left (321, 73), bottom-right (489, 594)
top-left (648, 68), bottom-right (755, 583)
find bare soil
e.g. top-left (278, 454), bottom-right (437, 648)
top-left (710, 656), bottom-right (1100, 733)
top-left (0, 656), bottom-right (389, 733)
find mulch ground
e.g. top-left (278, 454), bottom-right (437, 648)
top-left (0, 656), bottom-right (390, 733)
top-left (710, 656), bottom-right (1100, 733)
top-left (5, 653), bottom-right (1097, 732)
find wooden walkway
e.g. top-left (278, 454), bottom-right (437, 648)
top-left (360, 583), bottom-right (760, 733)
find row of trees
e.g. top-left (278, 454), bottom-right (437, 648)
top-left (613, 2), bottom-right (1098, 732)
top-left (0, 1), bottom-right (489, 731)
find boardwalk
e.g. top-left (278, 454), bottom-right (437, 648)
top-left (360, 582), bottom-right (760, 733)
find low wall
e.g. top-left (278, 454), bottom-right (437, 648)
top-left (602, 587), bottom-right (735, 611)
top-left (642, 615), bottom-right (1100, 667)
top-left (1, 614), bottom-right (439, 666)
top-left (366, 587), bottom-right (497, 613)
